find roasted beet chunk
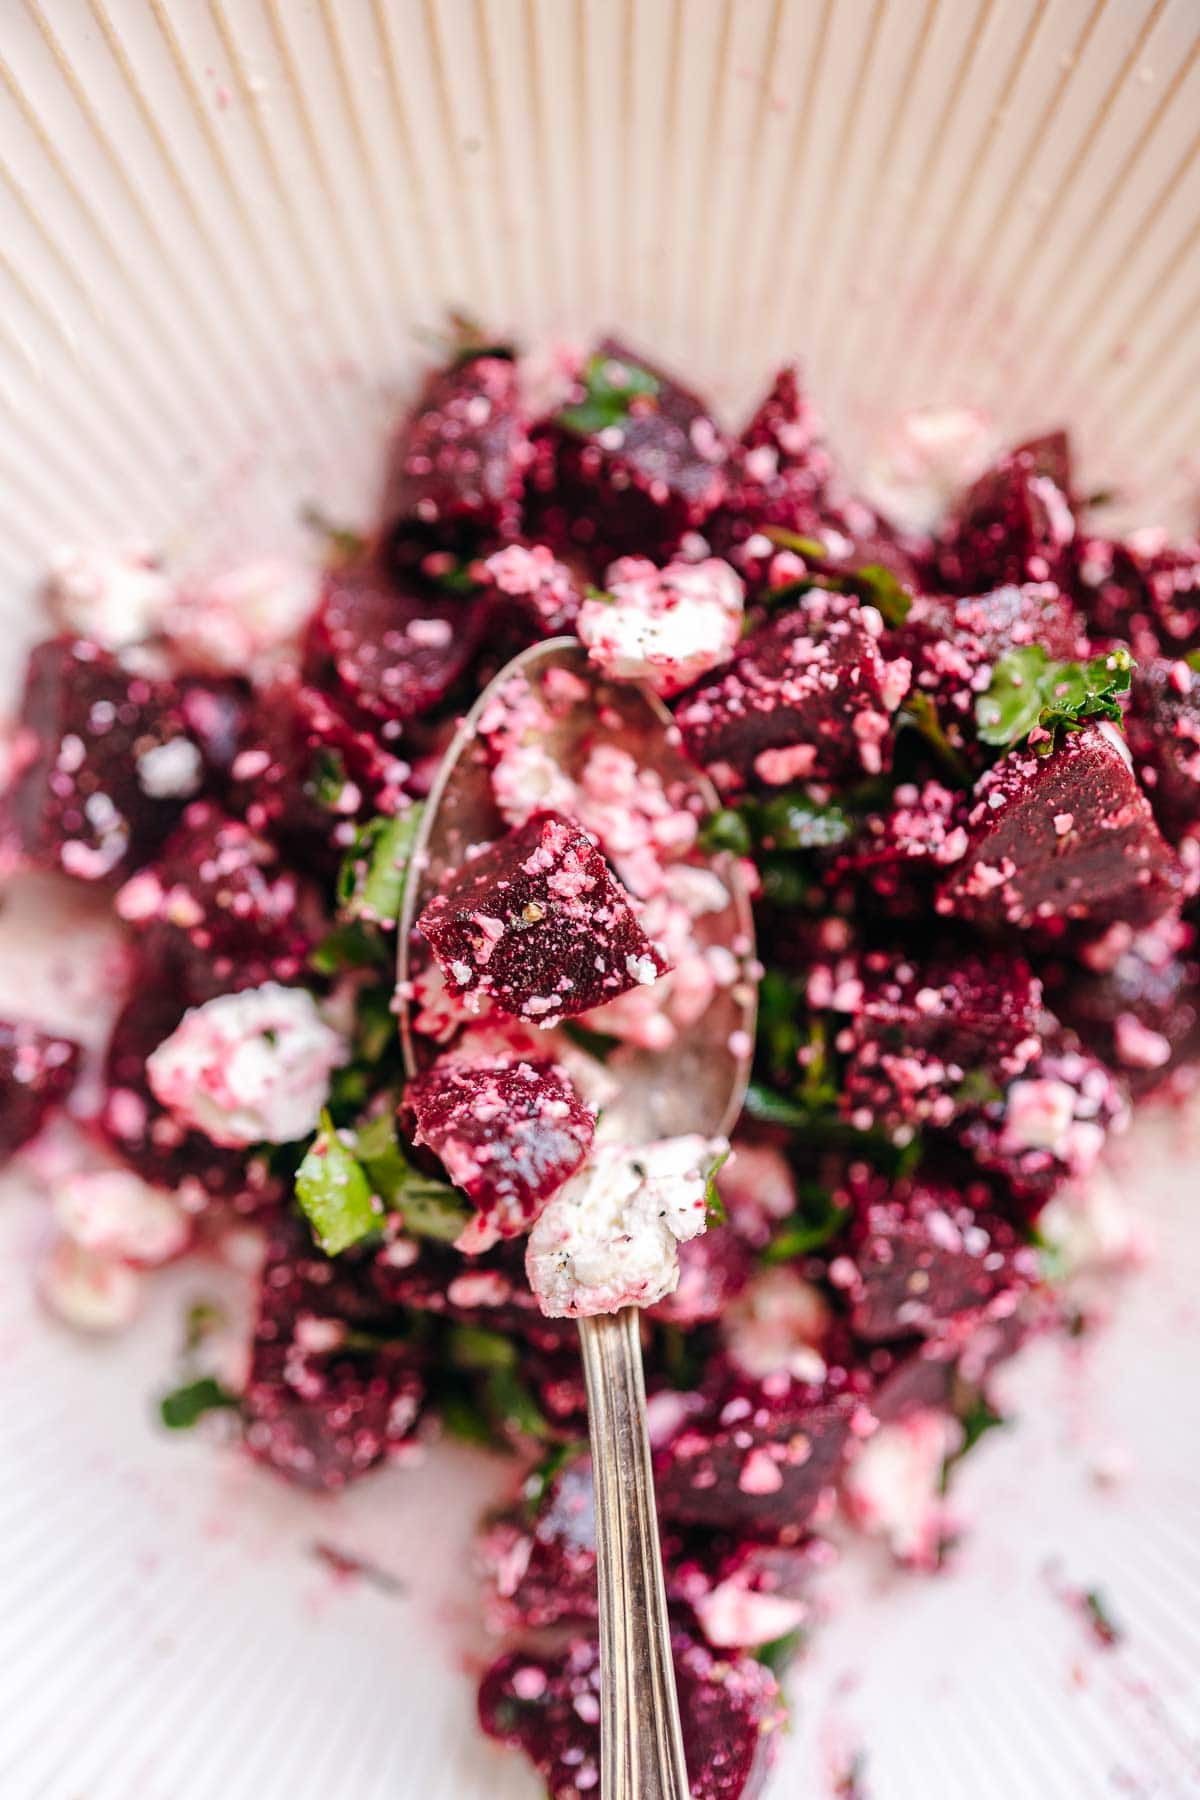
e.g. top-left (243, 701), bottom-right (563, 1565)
top-left (3, 639), bottom-right (206, 882)
top-left (937, 725), bottom-right (1181, 938)
top-left (820, 949), bottom-right (1042, 1132)
top-left (115, 802), bottom-right (313, 1003)
top-left (243, 1220), bottom-right (424, 1491)
top-left (675, 594), bottom-right (912, 791)
top-left (479, 1449), bottom-right (599, 1631)
top-left (530, 338), bottom-right (729, 565)
top-left (959, 1037), bottom-right (1128, 1204)
top-left (1126, 658), bottom-right (1200, 843)
top-left (1075, 532), bottom-right (1200, 658)
top-left (833, 779), bottom-right (969, 912)
top-left (1050, 919), bottom-right (1200, 1093)
top-left (229, 675), bottom-right (409, 845)
top-left (99, 988), bottom-right (278, 1214)
top-left (481, 542), bottom-right (584, 638)
top-left (416, 811), bottom-right (669, 1025)
top-left (0, 1020), bottom-right (80, 1164)
top-left (302, 561), bottom-right (484, 733)
top-left (406, 1057), bottom-right (594, 1250)
top-left (838, 1181), bottom-right (1034, 1344)
top-left (901, 582), bottom-right (1085, 730)
top-left (653, 1369), bottom-right (869, 1537)
top-left (938, 434), bottom-right (1077, 593)
top-left (479, 1631), bottom-right (785, 1800)
top-left (379, 353), bottom-right (530, 548)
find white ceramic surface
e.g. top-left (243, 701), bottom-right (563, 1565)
top-left (1, 3), bottom-right (1199, 1796)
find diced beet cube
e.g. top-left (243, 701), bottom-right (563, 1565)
top-left (959, 1037), bottom-right (1128, 1205)
top-left (3, 639), bottom-right (207, 883)
top-left (675, 594), bottom-right (912, 791)
top-left (243, 1219), bottom-right (424, 1491)
top-left (229, 675), bottom-right (410, 847)
top-left (371, 1233), bottom-right (573, 1354)
top-left (406, 1057), bottom-right (594, 1251)
top-left (527, 338), bottom-right (730, 567)
top-left (302, 561), bottom-right (485, 733)
top-left (176, 676), bottom-right (253, 785)
top-left (1075, 532), bottom-right (1200, 658)
top-left (820, 949), bottom-right (1042, 1132)
top-left (899, 582), bottom-right (1085, 732)
top-left (417, 811), bottom-right (669, 1026)
top-left (838, 1181), bottom-right (1034, 1344)
top-left (1126, 658), bottom-right (1200, 844)
top-left (98, 988), bottom-right (279, 1214)
top-left (937, 725), bottom-right (1181, 938)
top-left (114, 802), bottom-right (314, 1003)
top-left (653, 1369), bottom-right (870, 1537)
top-left (481, 542), bottom-right (584, 638)
top-left (938, 435), bottom-right (1077, 594)
top-left (379, 353), bottom-right (531, 548)
top-left (1046, 921), bottom-right (1200, 1095)
top-left (0, 1020), bottom-right (80, 1164)
top-left (832, 779), bottom-right (969, 913)
top-left (479, 1450), bottom-right (599, 1632)
top-left (479, 1631), bottom-right (785, 1800)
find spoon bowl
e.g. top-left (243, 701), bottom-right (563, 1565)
top-left (396, 637), bottom-right (757, 1800)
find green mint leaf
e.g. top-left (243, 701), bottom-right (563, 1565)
top-left (336, 806), bottom-right (425, 928)
top-left (306, 746), bottom-right (352, 812)
top-left (181, 1299), bottom-right (227, 1355)
top-left (763, 526), bottom-right (831, 561)
top-left (762, 1183), bottom-right (850, 1261)
top-left (353, 1110), bottom-right (469, 1242)
top-left (560, 1020), bottom-right (622, 1063)
top-left (159, 1376), bottom-right (240, 1431)
top-left (447, 1324), bottom-right (517, 1372)
top-left (756, 791), bottom-right (853, 851)
top-left (852, 562), bottom-right (913, 628)
top-left (975, 645), bottom-right (1133, 751)
top-left (484, 1362), bottom-right (552, 1440)
top-left (295, 1112), bottom-right (381, 1255)
top-left (703, 1147), bottom-right (731, 1222)
top-left (557, 353), bottom-right (660, 437)
top-left (940, 1390), bottom-right (1009, 1489)
top-left (521, 1443), bottom-right (582, 1514)
top-left (299, 503), bottom-right (367, 566)
top-left (698, 806), bottom-right (755, 857)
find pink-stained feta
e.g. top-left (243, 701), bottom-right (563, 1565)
top-left (861, 406), bottom-right (998, 536)
top-left (1001, 1077), bottom-right (1085, 1159)
top-left (1112, 1011), bottom-right (1173, 1071)
top-left (166, 557), bottom-right (322, 674)
top-left (43, 543), bottom-right (174, 652)
top-left (842, 1408), bottom-right (963, 1569)
top-left (38, 1236), bottom-right (142, 1333)
top-left (525, 1135), bottom-right (724, 1317)
top-left (577, 557), bottom-right (744, 697)
top-left (723, 1269), bottom-right (832, 1383)
top-left (691, 1555), bottom-right (812, 1651)
top-left (53, 1168), bottom-right (192, 1266)
top-left (146, 983), bottom-right (346, 1148)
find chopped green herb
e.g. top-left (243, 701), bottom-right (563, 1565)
top-left (336, 806), bottom-right (425, 927)
top-left (754, 1627), bottom-right (805, 1675)
top-left (306, 746), bottom-right (351, 811)
top-left (159, 1376), bottom-right (241, 1431)
top-left (352, 1111), bottom-right (469, 1243)
top-left (853, 562), bottom-right (913, 628)
top-left (181, 1299), bottom-right (226, 1356)
top-left (697, 806), bottom-right (754, 857)
top-left (557, 352), bottom-right (660, 437)
top-left (703, 1147), bottom-right (731, 1222)
top-left (299, 503), bottom-right (367, 565)
top-left (295, 1112), bottom-right (381, 1255)
top-left (483, 1363), bottom-right (552, 1440)
top-left (763, 526), bottom-right (830, 561)
top-left (438, 1390), bottom-right (496, 1448)
top-left (1083, 1587), bottom-right (1123, 1648)
top-left (521, 1442), bottom-right (582, 1513)
top-left (560, 1020), bottom-right (622, 1063)
top-left (954, 1068), bottom-right (1005, 1109)
top-left (941, 1390), bottom-right (1009, 1490)
top-left (447, 1324), bottom-right (519, 1371)
top-left (975, 645), bottom-right (1133, 752)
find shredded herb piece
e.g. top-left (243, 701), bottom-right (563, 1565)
top-left (761, 529), bottom-right (913, 625)
top-left (336, 806), bottom-right (425, 928)
top-left (159, 1376), bottom-right (241, 1431)
top-left (754, 1627), bottom-right (806, 1675)
top-left (940, 1391), bottom-right (1009, 1489)
top-left (1083, 1587), bottom-right (1124, 1648)
top-left (299, 503), bottom-right (366, 565)
top-left (354, 1111), bottom-right (468, 1243)
top-left (309, 921), bottom-right (390, 976)
top-left (560, 1020), bottom-right (622, 1063)
top-left (557, 352), bottom-right (660, 436)
top-left (295, 1112), bottom-right (381, 1255)
top-left (703, 1147), bottom-right (731, 1222)
top-left (306, 746), bottom-right (352, 811)
top-left (762, 1182), bottom-right (850, 1261)
top-left (975, 644), bottom-right (1133, 751)
top-left (521, 1443), bottom-right (582, 1513)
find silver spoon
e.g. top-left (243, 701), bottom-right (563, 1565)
top-left (397, 637), bottom-right (756, 1800)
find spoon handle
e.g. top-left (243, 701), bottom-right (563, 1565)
top-left (577, 1308), bottom-right (691, 1800)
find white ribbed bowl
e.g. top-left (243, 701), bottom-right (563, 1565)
top-left (1, 4), bottom-right (1199, 1797)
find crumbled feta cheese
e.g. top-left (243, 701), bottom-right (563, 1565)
top-left (723, 1269), bottom-right (831, 1382)
top-left (692, 1569), bottom-right (809, 1650)
top-left (842, 1409), bottom-right (963, 1568)
top-left (525, 1135), bottom-right (724, 1317)
top-left (1037, 1167), bottom-right (1148, 1279)
top-left (146, 983), bottom-right (346, 1147)
top-left (135, 737), bottom-right (204, 799)
top-left (577, 557), bottom-right (744, 697)
top-left (38, 1237), bottom-right (142, 1332)
top-left (44, 544), bottom-right (174, 651)
top-left (166, 557), bottom-right (321, 674)
top-left (861, 406), bottom-right (998, 536)
top-left (53, 1168), bottom-right (191, 1266)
